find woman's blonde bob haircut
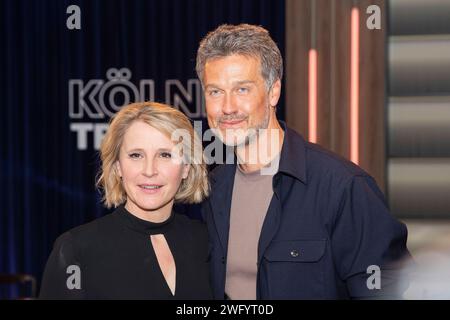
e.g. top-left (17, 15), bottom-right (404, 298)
top-left (96, 102), bottom-right (209, 208)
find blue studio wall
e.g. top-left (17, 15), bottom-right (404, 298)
top-left (0, 0), bottom-right (285, 298)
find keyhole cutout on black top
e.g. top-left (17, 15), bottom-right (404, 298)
top-left (150, 234), bottom-right (176, 296)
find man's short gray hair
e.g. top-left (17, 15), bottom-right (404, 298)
top-left (196, 24), bottom-right (283, 89)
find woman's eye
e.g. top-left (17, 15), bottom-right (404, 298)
top-left (129, 153), bottom-right (142, 159)
top-left (160, 152), bottom-right (172, 159)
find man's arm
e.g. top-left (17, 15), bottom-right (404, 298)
top-left (330, 174), bottom-right (412, 299)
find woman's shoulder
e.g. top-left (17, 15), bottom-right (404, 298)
top-left (173, 213), bottom-right (208, 239)
top-left (174, 213), bottom-right (206, 228)
top-left (53, 209), bottom-right (120, 251)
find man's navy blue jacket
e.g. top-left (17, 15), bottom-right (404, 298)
top-left (202, 122), bottom-right (411, 299)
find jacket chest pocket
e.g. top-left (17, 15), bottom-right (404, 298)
top-left (261, 239), bottom-right (327, 299)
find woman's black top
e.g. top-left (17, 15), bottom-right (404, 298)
top-left (39, 205), bottom-right (212, 299)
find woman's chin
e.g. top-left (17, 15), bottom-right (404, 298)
top-left (135, 202), bottom-right (165, 212)
top-left (135, 197), bottom-right (174, 213)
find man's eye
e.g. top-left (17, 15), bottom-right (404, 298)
top-left (209, 89), bottom-right (221, 96)
top-left (160, 152), bottom-right (172, 159)
top-left (237, 87), bottom-right (249, 94)
top-left (129, 153), bottom-right (142, 159)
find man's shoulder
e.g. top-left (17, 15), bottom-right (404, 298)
top-left (284, 125), bottom-right (369, 182)
top-left (305, 142), bottom-right (367, 179)
top-left (298, 141), bottom-right (371, 186)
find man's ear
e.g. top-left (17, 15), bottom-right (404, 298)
top-left (182, 164), bottom-right (190, 179)
top-left (269, 79), bottom-right (282, 107)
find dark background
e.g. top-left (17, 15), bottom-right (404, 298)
top-left (0, 0), bottom-right (285, 298)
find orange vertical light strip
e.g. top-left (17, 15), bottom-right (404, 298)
top-left (350, 7), bottom-right (360, 164)
top-left (308, 49), bottom-right (318, 143)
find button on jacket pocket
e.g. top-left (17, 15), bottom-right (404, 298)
top-left (264, 239), bottom-right (326, 262)
top-left (261, 239), bottom-right (327, 299)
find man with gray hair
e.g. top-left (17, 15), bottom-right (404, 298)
top-left (198, 24), bottom-right (410, 299)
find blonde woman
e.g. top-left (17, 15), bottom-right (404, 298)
top-left (40, 102), bottom-right (212, 299)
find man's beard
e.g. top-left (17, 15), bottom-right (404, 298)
top-left (214, 104), bottom-right (271, 147)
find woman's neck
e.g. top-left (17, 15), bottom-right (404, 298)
top-left (125, 200), bottom-right (173, 223)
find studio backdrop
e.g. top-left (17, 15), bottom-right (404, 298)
top-left (0, 0), bottom-right (285, 298)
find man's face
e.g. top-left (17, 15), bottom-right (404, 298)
top-left (202, 54), bottom-right (281, 147)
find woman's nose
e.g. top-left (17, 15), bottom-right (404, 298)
top-left (142, 158), bottom-right (158, 177)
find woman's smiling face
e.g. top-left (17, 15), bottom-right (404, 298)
top-left (116, 120), bottom-right (189, 221)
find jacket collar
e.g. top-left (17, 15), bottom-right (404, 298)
top-left (209, 120), bottom-right (307, 186)
top-left (277, 121), bottom-right (307, 184)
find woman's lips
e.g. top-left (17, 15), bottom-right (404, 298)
top-left (138, 184), bottom-right (163, 194)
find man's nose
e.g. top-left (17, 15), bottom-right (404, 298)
top-left (221, 94), bottom-right (237, 115)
